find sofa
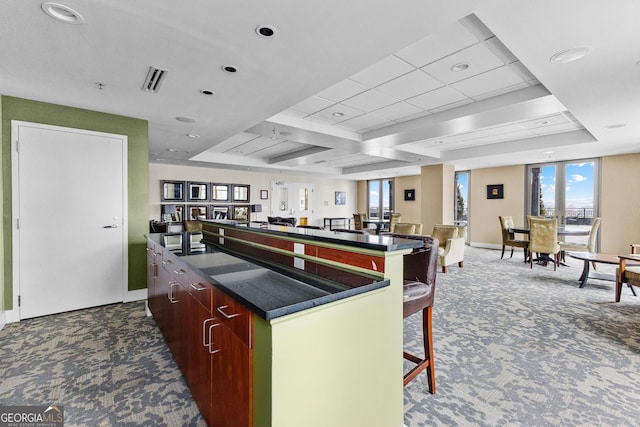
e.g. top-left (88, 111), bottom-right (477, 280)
top-left (267, 216), bottom-right (297, 227)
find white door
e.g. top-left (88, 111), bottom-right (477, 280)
top-left (12, 121), bottom-right (127, 319)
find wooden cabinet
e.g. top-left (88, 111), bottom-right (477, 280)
top-left (147, 238), bottom-right (253, 426)
top-left (212, 287), bottom-right (253, 427)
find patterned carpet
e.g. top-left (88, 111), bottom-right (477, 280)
top-left (403, 246), bottom-right (640, 426)
top-left (0, 301), bottom-right (205, 426)
top-left (1, 246), bottom-right (639, 426)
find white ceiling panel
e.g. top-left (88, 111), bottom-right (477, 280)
top-left (312, 103), bottom-right (365, 124)
top-left (395, 20), bottom-right (480, 67)
top-left (337, 114), bottom-right (391, 132)
top-left (375, 69), bottom-right (444, 100)
top-left (370, 101), bottom-right (425, 122)
top-left (290, 96), bottom-right (336, 115)
top-left (349, 55), bottom-right (415, 87)
top-left (450, 66), bottom-right (527, 98)
top-left (340, 89), bottom-right (400, 112)
top-left (420, 42), bottom-right (506, 84)
top-left (315, 79), bottom-right (370, 103)
top-left (406, 86), bottom-right (469, 111)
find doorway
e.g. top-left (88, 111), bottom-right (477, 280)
top-left (12, 121), bottom-right (128, 319)
top-left (270, 181), bottom-right (314, 225)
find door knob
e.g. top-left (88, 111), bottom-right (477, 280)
top-left (103, 224), bottom-right (119, 228)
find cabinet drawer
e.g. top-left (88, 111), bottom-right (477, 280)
top-left (214, 287), bottom-right (252, 348)
top-left (188, 272), bottom-right (213, 311)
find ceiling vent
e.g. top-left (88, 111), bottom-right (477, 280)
top-left (142, 66), bottom-right (169, 93)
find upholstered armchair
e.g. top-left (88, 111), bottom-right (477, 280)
top-left (498, 215), bottom-right (529, 261)
top-left (389, 222), bottom-right (423, 235)
top-left (431, 224), bottom-right (466, 273)
top-left (615, 250), bottom-right (640, 302)
top-left (528, 217), bottom-right (560, 270)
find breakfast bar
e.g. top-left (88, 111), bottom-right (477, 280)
top-left (147, 220), bottom-right (422, 427)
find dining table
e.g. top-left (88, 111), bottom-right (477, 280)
top-left (509, 226), bottom-right (590, 266)
top-left (508, 226), bottom-right (590, 237)
top-left (363, 219), bottom-right (390, 234)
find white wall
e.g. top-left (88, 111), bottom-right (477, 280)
top-left (149, 163), bottom-right (358, 227)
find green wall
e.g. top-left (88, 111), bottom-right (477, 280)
top-left (2, 96), bottom-right (149, 310)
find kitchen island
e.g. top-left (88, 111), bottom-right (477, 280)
top-left (147, 221), bottom-right (421, 427)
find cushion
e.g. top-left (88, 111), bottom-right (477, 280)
top-left (432, 226), bottom-right (458, 247)
top-left (402, 280), bottom-right (434, 318)
top-left (626, 266), bottom-right (640, 282)
top-left (394, 223), bottom-right (416, 234)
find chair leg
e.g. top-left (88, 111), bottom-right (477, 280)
top-left (501, 245), bottom-right (506, 259)
top-left (403, 306), bottom-right (435, 393)
top-left (441, 266), bottom-right (448, 273)
top-left (510, 247), bottom-right (514, 258)
top-left (530, 252), bottom-right (533, 269)
top-left (458, 261), bottom-right (464, 268)
top-left (616, 273), bottom-right (623, 302)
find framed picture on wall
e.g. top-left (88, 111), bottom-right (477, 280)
top-left (404, 189), bottom-right (415, 201)
top-left (487, 184), bottom-right (504, 199)
top-left (335, 191), bottom-right (346, 205)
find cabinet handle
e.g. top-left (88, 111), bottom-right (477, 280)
top-left (217, 305), bottom-right (240, 319)
top-left (168, 282), bottom-right (179, 303)
top-left (208, 324), bottom-right (222, 354)
top-left (149, 263), bottom-right (157, 278)
top-left (190, 282), bottom-right (207, 291)
top-left (153, 251), bottom-right (161, 257)
top-left (202, 318), bottom-right (221, 348)
top-left (173, 268), bottom-right (186, 275)
top-left (162, 259), bottom-right (172, 265)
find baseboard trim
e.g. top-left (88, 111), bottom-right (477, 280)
top-left (3, 289), bottom-right (148, 324)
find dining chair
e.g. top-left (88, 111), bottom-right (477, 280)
top-left (558, 217), bottom-right (601, 266)
top-left (615, 251), bottom-right (640, 302)
top-left (528, 217), bottom-right (560, 270)
top-left (498, 216), bottom-right (529, 261)
top-left (388, 212), bottom-right (401, 232)
top-left (353, 213), bottom-right (366, 230)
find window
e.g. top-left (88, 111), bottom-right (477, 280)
top-left (527, 159), bottom-right (599, 233)
top-left (454, 171), bottom-right (469, 226)
top-left (368, 179), bottom-right (393, 220)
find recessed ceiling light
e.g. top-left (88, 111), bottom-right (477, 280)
top-left (176, 116), bottom-right (196, 123)
top-left (200, 89), bottom-right (214, 96)
top-left (332, 112), bottom-right (345, 117)
top-left (279, 131), bottom-right (292, 137)
top-left (605, 123), bottom-right (626, 129)
top-left (222, 65), bottom-right (238, 73)
top-left (450, 63), bottom-right (470, 72)
top-left (543, 150), bottom-right (555, 154)
top-left (550, 47), bottom-right (592, 64)
top-left (256, 25), bottom-right (277, 38)
top-left (166, 148), bottom-right (178, 152)
top-left (536, 120), bottom-right (550, 125)
top-left (41, 2), bottom-right (84, 24)
top-left (186, 133), bottom-right (200, 138)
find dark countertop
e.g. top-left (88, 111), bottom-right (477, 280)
top-left (148, 229), bottom-right (421, 320)
top-left (201, 219), bottom-right (423, 252)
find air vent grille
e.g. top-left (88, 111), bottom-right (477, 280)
top-left (142, 66), bottom-right (169, 93)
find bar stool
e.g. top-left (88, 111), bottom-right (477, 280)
top-left (395, 234), bottom-right (439, 393)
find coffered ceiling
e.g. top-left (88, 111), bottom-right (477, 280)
top-left (1, 1), bottom-right (639, 180)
